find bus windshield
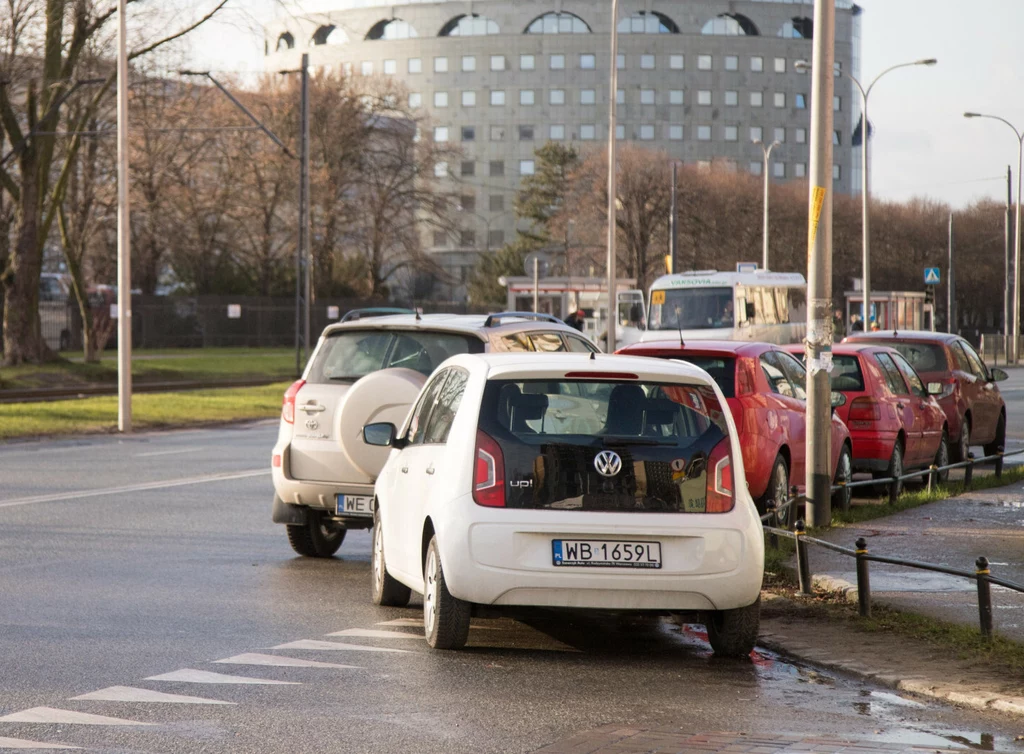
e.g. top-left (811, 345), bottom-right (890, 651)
top-left (649, 288), bottom-right (734, 331)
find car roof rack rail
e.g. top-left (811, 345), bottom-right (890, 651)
top-left (340, 307), bottom-right (415, 323)
top-left (483, 311), bottom-right (563, 328)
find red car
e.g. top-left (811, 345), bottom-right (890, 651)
top-left (786, 343), bottom-right (948, 496)
top-left (617, 340), bottom-right (853, 519)
top-left (844, 331), bottom-right (1008, 464)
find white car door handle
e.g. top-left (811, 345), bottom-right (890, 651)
top-left (425, 466), bottom-right (435, 475)
top-left (401, 466), bottom-right (409, 474)
top-left (300, 404), bottom-right (326, 413)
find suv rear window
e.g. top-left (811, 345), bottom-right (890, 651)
top-left (307, 330), bottom-right (483, 383)
top-left (862, 341), bottom-right (947, 373)
top-left (478, 379), bottom-right (729, 513)
top-left (670, 356), bottom-right (735, 397)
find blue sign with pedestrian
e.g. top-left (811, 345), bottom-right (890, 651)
top-left (924, 267), bottom-right (941, 285)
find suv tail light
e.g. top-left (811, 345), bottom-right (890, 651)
top-left (281, 379), bottom-right (305, 424)
top-left (473, 430), bottom-right (506, 507)
top-left (705, 437), bottom-right (735, 513)
top-left (848, 397), bottom-right (881, 423)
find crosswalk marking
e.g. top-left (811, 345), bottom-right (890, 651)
top-left (326, 629), bottom-right (421, 640)
top-left (71, 686), bottom-right (235, 705)
top-left (0, 708), bottom-right (155, 726)
top-left (0, 736), bottom-right (79, 750)
top-left (272, 640), bottom-right (412, 654)
top-left (213, 653), bottom-right (362, 669)
top-left (145, 669), bottom-right (298, 685)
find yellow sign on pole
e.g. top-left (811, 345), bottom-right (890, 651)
top-left (809, 185), bottom-right (827, 244)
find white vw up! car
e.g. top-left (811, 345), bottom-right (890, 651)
top-left (363, 353), bottom-right (765, 657)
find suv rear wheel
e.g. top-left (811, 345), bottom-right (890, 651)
top-left (371, 510), bottom-right (411, 607)
top-left (286, 513), bottom-right (346, 558)
top-left (423, 536), bottom-right (470, 650)
top-left (705, 597), bottom-right (760, 658)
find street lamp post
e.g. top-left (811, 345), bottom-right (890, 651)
top-left (753, 139), bottom-right (780, 271)
top-left (964, 112), bottom-right (1024, 362)
top-left (606, 0), bottom-right (621, 353)
top-left (795, 57), bottom-right (936, 330)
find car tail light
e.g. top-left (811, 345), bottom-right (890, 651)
top-left (736, 358), bottom-right (757, 396)
top-left (281, 379), bottom-right (305, 424)
top-left (473, 430), bottom-right (506, 508)
top-left (705, 438), bottom-right (735, 513)
top-left (272, 454), bottom-right (282, 468)
top-left (848, 397), bottom-right (881, 422)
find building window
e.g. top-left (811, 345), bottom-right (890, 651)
top-left (725, 55), bottom-right (738, 71)
top-left (774, 127), bottom-right (786, 143)
top-left (461, 126), bottom-right (475, 142)
top-left (774, 57), bottom-right (786, 73)
top-left (360, 61), bottom-right (373, 76)
top-left (490, 55), bottom-right (506, 71)
top-left (367, 18), bottom-right (418, 40)
top-left (724, 90), bottom-right (738, 106)
top-left (519, 125), bottom-right (534, 141)
top-left (697, 54), bottom-right (712, 70)
top-left (702, 13), bottom-right (759, 36)
top-left (640, 125), bottom-right (655, 140)
top-left (460, 230), bottom-right (476, 247)
top-left (834, 95), bottom-right (841, 111)
top-left (750, 161), bottom-right (762, 176)
top-left (408, 58), bottom-right (422, 74)
top-left (640, 89), bottom-right (655, 105)
top-left (750, 126), bottom-right (763, 142)
top-left (697, 90), bottom-right (712, 106)
top-left (550, 54), bottom-right (565, 70)
top-left (459, 194), bottom-right (476, 212)
top-left (834, 130), bottom-right (841, 145)
top-left (520, 160), bottom-right (535, 176)
top-left (433, 231), bottom-right (448, 248)
top-left (461, 161), bottom-right (475, 177)
top-left (550, 124), bottom-right (565, 140)
top-left (833, 164), bottom-right (841, 181)
top-left (670, 54), bottom-right (684, 70)
top-left (490, 90), bottom-right (505, 106)
top-left (434, 91), bottom-right (449, 108)
top-left (796, 93), bottom-right (807, 109)
top-left (796, 127), bottom-right (807, 144)
top-left (617, 54), bottom-right (625, 69)
top-left (774, 92), bottom-right (786, 108)
top-left (383, 59), bottom-right (396, 75)
top-left (490, 160), bottom-right (504, 177)
top-left (616, 89), bottom-right (625, 105)
top-left (580, 124), bottom-right (596, 140)
top-left (750, 91), bottom-right (763, 107)
top-left (794, 163), bottom-right (806, 178)
top-left (520, 89), bottom-right (535, 106)
top-left (462, 55), bottom-right (476, 72)
top-left (669, 124), bottom-right (683, 140)
top-left (462, 90), bottom-right (476, 107)
top-left (489, 125), bottom-right (505, 141)
top-left (724, 125), bottom-right (738, 141)
top-left (773, 162), bottom-right (785, 178)
top-left (525, 11), bottom-right (591, 35)
top-left (697, 125), bottom-right (711, 141)
top-left (615, 124), bottom-right (625, 140)
top-left (751, 56), bottom-right (764, 72)
top-left (434, 162), bottom-right (448, 178)
top-left (434, 57), bottom-right (448, 73)
top-left (581, 89), bottom-right (596, 105)
top-left (580, 53), bottom-right (596, 69)
top-left (618, 11), bottom-right (679, 34)
top-left (408, 92), bottom-right (422, 108)
top-left (669, 89), bottom-right (684, 105)
top-left (488, 230), bottom-right (504, 248)
top-left (550, 89), bottom-right (565, 105)
top-left (433, 126), bottom-right (449, 142)
top-left (489, 195), bottom-right (504, 212)
top-left (441, 13), bottom-right (500, 37)
top-left (641, 54), bottom-right (655, 70)
top-left (780, 18), bottom-right (813, 39)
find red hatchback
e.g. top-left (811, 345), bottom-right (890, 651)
top-left (844, 331), bottom-right (1008, 464)
top-left (786, 343), bottom-right (948, 496)
top-left (618, 340), bottom-right (853, 518)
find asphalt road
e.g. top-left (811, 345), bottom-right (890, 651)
top-left (1, 423), bottom-right (1022, 753)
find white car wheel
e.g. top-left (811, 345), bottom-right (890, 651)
top-left (371, 511), bottom-right (410, 607)
top-left (423, 536), bottom-right (470, 650)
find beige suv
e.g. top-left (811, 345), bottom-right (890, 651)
top-left (271, 312), bottom-right (599, 557)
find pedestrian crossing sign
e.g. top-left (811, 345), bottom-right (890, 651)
top-left (924, 267), bottom-right (941, 285)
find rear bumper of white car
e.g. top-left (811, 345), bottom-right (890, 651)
top-left (434, 495), bottom-right (764, 613)
top-left (271, 440), bottom-right (375, 512)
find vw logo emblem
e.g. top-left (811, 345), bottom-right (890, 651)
top-left (305, 419), bottom-right (319, 431)
top-left (594, 450), bottom-right (623, 478)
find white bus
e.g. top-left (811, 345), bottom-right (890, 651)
top-left (617, 270), bottom-right (808, 347)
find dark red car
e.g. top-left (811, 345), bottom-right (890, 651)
top-left (617, 340), bottom-right (853, 518)
top-left (844, 331), bottom-right (1008, 463)
top-left (786, 343), bottom-right (948, 496)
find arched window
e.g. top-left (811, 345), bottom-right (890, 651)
top-left (439, 14), bottom-right (500, 36)
top-left (365, 19), bottom-right (418, 40)
top-left (276, 32), bottom-right (295, 52)
top-left (524, 12), bottom-right (591, 34)
top-left (779, 17), bottom-right (813, 39)
top-left (617, 11), bottom-right (678, 34)
top-left (312, 25), bottom-right (349, 46)
top-left (701, 13), bottom-right (760, 36)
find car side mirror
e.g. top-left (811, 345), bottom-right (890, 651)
top-left (927, 382), bottom-right (943, 396)
top-left (363, 422), bottom-right (398, 448)
top-left (830, 391), bottom-right (847, 408)
top-left (991, 368), bottom-right (1009, 383)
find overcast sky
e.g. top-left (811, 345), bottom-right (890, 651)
top-left (183, 0), bottom-right (1024, 210)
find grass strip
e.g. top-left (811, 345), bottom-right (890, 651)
top-left (0, 382), bottom-right (290, 440)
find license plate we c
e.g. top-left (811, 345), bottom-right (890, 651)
top-left (552, 539), bottom-right (662, 569)
top-left (336, 495), bottom-right (372, 516)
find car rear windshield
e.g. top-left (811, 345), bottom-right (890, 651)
top-left (478, 379), bottom-right (729, 513)
top-left (663, 356), bottom-right (735, 398)
top-left (307, 329), bottom-right (483, 383)
top-left (831, 355), bottom-right (865, 391)
top-left (886, 342), bottom-right (948, 373)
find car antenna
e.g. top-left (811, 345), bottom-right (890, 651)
top-left (415, 308), bottom-right (422, 322)
top-left (589, 350), bottom-right (596, 360)
top-left (676, 308), bottom-right (685, 347)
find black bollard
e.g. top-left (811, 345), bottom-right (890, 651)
top-left (964, 453), bottom-right (974, 489)
top-left (976, 556), bottom-right (993, 640)
top-left (995, 446), bottom-right (1004, 479)
top-left (767, 502), bottom-right (779, 550)
top-left (855, 537), bottom-right (871, 618)
top-left (795, 519), bottom-right (812, 596)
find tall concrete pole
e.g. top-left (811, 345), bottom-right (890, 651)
top-left (606, 0), bottom-right (620, 353)
top-left (804, 0), bottom-right (835, 528)
top-left (669, 163), bottom-right (677, 274)
top-left (116, 0), bottom-right (132, 433)
top-left (755, 140), bottom-right (779, 270)
top-left (1006, 166), bottom-right (1012, 358)
top-left (300, 53), bottom-right (312, 367)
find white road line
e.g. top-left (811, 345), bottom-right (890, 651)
top-left (214, 653), bottom-right (362, 669)
top-left (0, 469), bottom-right (269, 509)
top-left (145, 669), bottom-right (298, 685)
top-left (0, 736), bottom-right (79, 750)
top-left (71, 686), bottom-right (235, 705)
top-left (134, 447), bottom-right (206, 458)
top-left (326, 629), bottom-right (421, 640)
top-left (272, 640), bottom-right (412, 654)
top-left (376, 618), bottom-right (423, 627)
top-left (0, 708), bottom-right (155, 726)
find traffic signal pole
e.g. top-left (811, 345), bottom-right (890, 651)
top-left (804, 0), bottom-right (835, 528)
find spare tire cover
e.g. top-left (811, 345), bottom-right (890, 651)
top-left (336, 368), bottom-right (428, 479)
